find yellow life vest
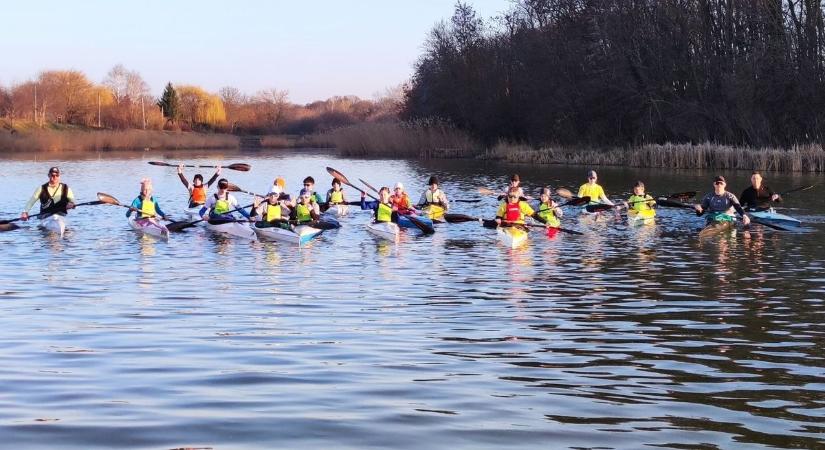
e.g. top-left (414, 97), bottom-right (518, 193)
top-left (140, 196), bottom-right (157, 219)
top-left (578, 183), bottom-right (606, 204)
top-left (376, 202), bottom-right (393, 222)
top-left (537, 203), bottom-right (560, 227)
top-left (329, 190), bottom-right (344, 204)
top-left (214, 193), bottom-right (231, 215)
top-left (265, 203), bottom-right (282, 222)
top-left (295, 203), bottom-right (313, 222)
top-left (628, 194), bottom-right (655, 212)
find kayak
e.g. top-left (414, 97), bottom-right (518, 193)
top-left (627, 209), bottom-right (656, 225)
top-left (420, 204), bottom-right (446, 223)
top-left (699, 218), bottom-right (735, 238)
top-left (366, 221), bottom-right (399, 242)
top-left (39, 214), bottom-right (66, 237)
top-left (323, 204), bottom-right (349, 217)
top-left (128, 217), bottom-right (169, 240)
top-left (749, 209), bottom-right (801, 230)
top-left (497, 225), bottom-right (528, 248)
top-left (254, 223), bottom-right (323, 245)
top-left (397, 214), bottom-right (435, 230)
top-left (206, 219), bottom-right (257, 240)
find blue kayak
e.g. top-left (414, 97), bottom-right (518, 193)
top-left (748, 209), bottom-right (802, 230)
top-left (397, 214), bottom-right (434, 230)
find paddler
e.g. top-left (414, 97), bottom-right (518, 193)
top-left (694, 176), bottom-right (750, 226)
top-left (361, 187), bottom-right (398, 223)
top-left (416, 176), bottom-right (449, 219)
top-left (301, 176), bottom-right (325, 205)
top-left (390, 182), bottom-right (414, 215)
top-left (126, 178), bottom-right (169, 221)
top-left (20, 166), bottom-right (75, 221)
top-left (534, 187), bottom-right (563, 228)
top-left (623, 181), bottom-right (656, 216)
top-left (740, 171), bottom-right (781, 210)
top-left (177, 164), bottom-right (221, 208)
top-left (495, 187), bottom-right (535, 227)
top-left (201, 178), bottom-right (252, 222)
top-left (251, 190), bottom-right (291, 229)
top-left (578, 170), bottom-right (613, 205)
top-left (291, 190), bottom-right (321, 225)
top-left (326, 178), bottom-right (347, 205)
top-left (509, 174), bottom-right (525, 199)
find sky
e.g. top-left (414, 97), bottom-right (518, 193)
top-left (0, 0), bottom-right (510, 104)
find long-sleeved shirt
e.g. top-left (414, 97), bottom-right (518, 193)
top-left (24, 183), bottom-right (75, 213)
top-left (127, 195), bottom-right (166, 219)
top-left (417, 189), bottom-right (449, 211)
top-left (740, 185), bottom-right (779, 210)
top-left (178, 171), bottom-right (220, 190)
top-left (202, 192), bottom-right (250, 219)
top-left (700, 191), bottom-right (745, 216)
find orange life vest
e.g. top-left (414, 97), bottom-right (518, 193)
top-left (191, 185), bottom-right (207, 205)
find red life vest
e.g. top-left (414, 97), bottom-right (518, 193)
top-left (505, 202), bottom-right (522, 222)
top-left (391, 193), bottom-right (412, 212)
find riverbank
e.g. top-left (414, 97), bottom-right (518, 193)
top-left (325, 122), bottom-right (825, 172)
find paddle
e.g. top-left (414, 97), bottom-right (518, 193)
top-left (444, 214), bottom-right (582, 235)
top-left (327, 167), bottom-right (435, 235)
top-left (96, 192), bottom-right (172, 223)
top-left (778, 182), bottom-right (820, 196)
top-left (0, 199), bottom-right (106, 229)
top-left (166, 202), bottom-right (254, 232)
top-left (148, 161), bottom-right (251, 172)
top-left (357, 178), bottom-right (434, 234)
top-left (480, 218), bottom-right (584, 235)
top-left (359, 179), bottom-right (380, 194)
top-left (655, 197), bottom-right (695, 210)
top-left (453, 199), bottom-right (482, 203)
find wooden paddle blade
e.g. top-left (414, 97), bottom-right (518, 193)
top-left (444, 213), bottom-right (479, 223)
top-left (0, 222), bottom-right (20, 232)
top-left (326, 167), bottom-right (353, 186)
top-left (147, 161), bottom-right (172, 167)
top-left (478, 187), bottom-right (497, 195)
top-left (556, 188), bottom-right (573, 199)
top-left (96, 192), bottom-right (121, 206)
top-left (226, 163), bottom-right (251, 172)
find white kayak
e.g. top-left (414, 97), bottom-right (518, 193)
top-left (254, 223), bottom-right (323, 245)
top-left (497, 226), bottom-right (528, 248)
top-left (206, 220), bottom-right (257, 240)
top-left (323, 204), bottom-right (349, 217)
top-left (128, 217), bottom-right (170, 240)
top-left (39, 214), bottom-right (66, 237)
top-left (366, 221), bottom-right (399, 242)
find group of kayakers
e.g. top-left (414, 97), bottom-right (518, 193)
top-left (17, 164), bottom-right (785, 236)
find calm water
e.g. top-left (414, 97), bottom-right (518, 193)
top-left (1, 150), bottom-right (824, 449)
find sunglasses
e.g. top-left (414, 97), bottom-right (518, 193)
top-left (508, 195), bottom-right (519, 199)
top-left (49, 173), bottom-right (59, 177)
top-left (714, 181), bottom-right (724, 185)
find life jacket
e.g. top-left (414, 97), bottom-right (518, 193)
top-left (628, 194), bottom-right (654, 212)
top-left (425, 189), bottom-right (443, 205)
top-left (537, 203), bottom-right (560, 227)
top-left (504, 202), bottom-right (523, 223)
top-left (190, 185), bottom-right (207, 205)
top-left (213, 192), bottom-right (231, 215)
top-left (391, 193), bottom-right (411, 211)
top-left (265, 203), bottom-right (282, 222)
top-left (328, 189), bottom-right (344, 204)
top-left (579, 183), bottom-right (605, 204)
top-left (39, 183), bottom-right (69, 215)
top-left (376, 202), bottom-right (393, 223)
top-left (139, 195), bottom-right (157, 219)
top-left (295, 203), bottom-right (313, 222)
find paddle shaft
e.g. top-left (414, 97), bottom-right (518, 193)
top-left (1, 200), bottom-right (104, 225)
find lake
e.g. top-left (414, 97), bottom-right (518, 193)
top-left (0, 149), bottom-right (823, 449)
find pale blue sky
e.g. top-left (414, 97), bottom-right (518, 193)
top-left (0, 0), bottom-right (509, 103)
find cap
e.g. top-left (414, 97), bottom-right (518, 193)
top-left (48, 167), bottom-right (60, 175)
top-left (714, 175), bottom-right (726, 183)
top-left (394, 182), bottom-right (404, 190)
top-left (428, 176), bottom-right (438, 185)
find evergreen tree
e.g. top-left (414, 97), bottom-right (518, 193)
top-left (157, 82), bottom-right (179, 121)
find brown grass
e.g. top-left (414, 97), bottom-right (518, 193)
top-left (0, 128), bottom-right (239, 153)
top-left (325, 120), bottom-right (478, 158)
top-left (484, 141), bottom-right (825, 172)
top-left (259, 134), bottom-right (335, 149)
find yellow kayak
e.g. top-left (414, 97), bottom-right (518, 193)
top-left (497, 226), bottom-right (528, 248)
top-left (627, 209), bottom-right (655, 225)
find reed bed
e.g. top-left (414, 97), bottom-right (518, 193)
top-left (0, 129), bottom-right (239, 153)
top-left (327, 120), bottom-right (478, 158)
top-left (484, 142), bottom-right (825, 172)
top-left (259, 134), bottom-right (335, 149)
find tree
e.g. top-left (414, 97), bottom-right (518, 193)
top-left (177, 85), bottom-right (226, 129)
top-left (157, 82), bottom-right (179, 121)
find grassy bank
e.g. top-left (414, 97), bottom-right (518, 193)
top-left (258, 134), bottom-right (335, 149)
top-left (0, 122), bottom-right (239, 153)
top-left (326, 122), bottom-right (825, 172)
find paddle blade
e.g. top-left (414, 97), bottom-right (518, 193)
top-left (557, 227), bottom-right (584, 236)
top-left (444, 213), bottom-right (479, 223)
top-left (585, 204), bottom-right (614, 213)
top-left (166, 220), bottom-right (197, 232)
top-left (314, 218), bottom-right (341, 230)
top-left (147, 161), bottom-right (172, 167)
top-left (404, 215), bottom-right (435, 234)
top-left (656, 197), bottom-right (694, 209)
top-left (96, 192), bottom-right (121, 206)
top-left (668, 191), bottom-right (696, 201)
top-left (481, 219), bottom-right (498, 229)
top-left (326, 167), bottom-right (352, 186)
top-left (226, 163), bottom-right (251, 172)
top-left (227, 183), bottom-right (242, 192)
top-left (556, 188), bottom-right (573, 199)
top-left (0, 223), bottom-right (20, 232)
top-left (478, 187), bottom-right (497, 196)
top-left (453, 199), bottom-right (482, 203)
top-left (562, 196), bottom-right (589, 207)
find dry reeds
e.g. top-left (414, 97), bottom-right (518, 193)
top-left (0, 129), bottom-right (239, 153)
top-left (326, 120), bottom-right (478, 158)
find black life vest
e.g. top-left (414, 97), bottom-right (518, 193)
top-left (39, 183), bottom-right (69, 215)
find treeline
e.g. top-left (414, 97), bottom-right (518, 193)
top-left (403, 1), bottom-right (825, 148)
top-left (0, 65), bottom-right (400, 135)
